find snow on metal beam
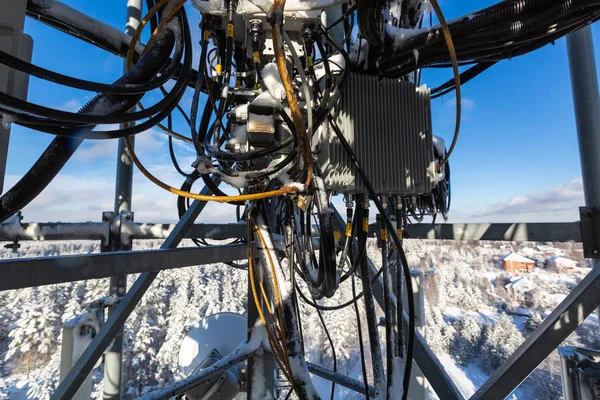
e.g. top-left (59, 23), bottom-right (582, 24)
top-left (0, 244), bottom-right (247, 291)
top-left (307, 362), bottom-right (377, 397)
top-left (0, 221), bottom-right (248, 242)
top-left (401, 223), bottom-right (581, 242)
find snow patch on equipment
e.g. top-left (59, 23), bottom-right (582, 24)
top-left (432, 135), bottom-right (446, 157)
top-left (388, 356), bottom-right (406, 399)
top-left (253, 91), bottom-right (282, 110)
top-left (277, 170), bottom-right (307, 192)
top-left (349, 38), bottom-right (369, 66)
top-left (1, 216), bottom-right (109, 243)
top-left (261, 63), bottom-right (286, 102)
top-left (228, 124), bottom-right (249, 148)
top-left (387, 0), bottom-right (403, 21)
top-left (314, 53), bottom-right (345, 83)
top-left (119, 219), bottom-right (173, 240)
top-left (219, 173), bottom-right (248, 189)
top-left (63, 311), bottom-right (100, 362)
top-left (385, 24), bottom-right (427, 50)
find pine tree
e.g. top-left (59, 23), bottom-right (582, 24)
top-left (524, 312), bottom-right (544, 335)
top-left (451, 315), bottom-right (483, 366)
top-left (481, 315), bottom-right (524, 372)
top-left (5, 287), bottom-right (61, 370)
top-left (426, 306), bottom-right (455, 355)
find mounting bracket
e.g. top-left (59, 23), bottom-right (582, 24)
top-left (579, 206), bottom-right (600, 258)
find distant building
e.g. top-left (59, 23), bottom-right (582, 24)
top-left (546, 256), bottom-right (578, 272)
top-left (505, 273), bottom-right (535, 306)
top-left (501, 253), bottom-right (535, 272)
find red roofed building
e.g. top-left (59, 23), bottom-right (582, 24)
top-left (501, 253), bottom-right (535, 272)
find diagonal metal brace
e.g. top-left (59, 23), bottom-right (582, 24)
top-left (470, 265), bottom-right (600, 399)
top-left (52, 180), bottom-right (219, 400)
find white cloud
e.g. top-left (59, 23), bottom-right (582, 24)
top-left (445, 97), bottom-right (475, 112)
top-left (461, 178), bottom-right (584, 222)
top-left (57, 99), bottom-right (83, 112)
top-left (3, 164), bottom-right (239, 224)
top-left (75, 141), bottom-right (117, 162)
top-left (74, 128), bottom-right (166, 162)
top-left (136, 128), bottom-right (166, 152)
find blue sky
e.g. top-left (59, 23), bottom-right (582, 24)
top-left (5, 0), bottom-right (599, 223)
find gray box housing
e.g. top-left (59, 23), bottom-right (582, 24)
top-left (316, 74), bottom-right (435, 195)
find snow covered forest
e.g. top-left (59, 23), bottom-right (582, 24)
top-left (0, 238), bottom-right (596, 399)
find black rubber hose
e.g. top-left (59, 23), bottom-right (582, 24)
top-left (458, 0), bottom-right (600, 49)
top-left (377, 0), bottom-right (579, 72)
top-left (395, 208), bottom-right (405, 361)
top-left (0, 48), bottom-right (177, 95)
top-left (381, 219), bottom-right (396, 400)
top-left (26, 0), bottom-right (212, 93)
top-left (15, 11), bottom-right (192, 139)
top-left (0, 27), bottom-right (185, 126)
top-left (313, 175), bottom-right (338, 298)
top-left (431, 62), bottom-right (496, 98)
top-left (382, 6), bottom-right (600, 78)
top-left (0, 12), bottom-right (180, 223)
top-left (403, 0), bottom-right (561, 50)
top-left (356, 201), bottom-right (385, 398)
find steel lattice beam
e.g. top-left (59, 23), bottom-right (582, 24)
top-left (402, 222), bottom-right (581, 242)
top-left (307, 362), bottom-right (377, 397)
top-left (52, 183), bottom-right (217, 400)
top-left (0, 244), bottom-right (247, 291)
top-left (470, 265), bottom-right (600, 399)
top-left (0, 221), bottom-right (581, 243)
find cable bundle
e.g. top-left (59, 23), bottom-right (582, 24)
top-left (1, 1), bottom-right (597, 399)
top-left (376, 0), bottom-right (600, 81)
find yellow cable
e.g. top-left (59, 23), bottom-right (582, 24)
top-left (429, 0), bottom-right (461, 173)
top-left (125, 135), bottom-right (299, 202)
top-left (271, 0), bottom-right (313, 187)
top-left (251, 217), bottom-right (293, 375)
top-left (248, 255), bottom-right (293, 383)
top-left (247, 224), bottom-right (295, 384)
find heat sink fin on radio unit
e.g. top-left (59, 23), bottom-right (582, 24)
top-left (316, 73), bottom-right (436, 195)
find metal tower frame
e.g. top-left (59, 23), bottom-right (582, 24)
top-left (1, 1), bottom-right (600, 399)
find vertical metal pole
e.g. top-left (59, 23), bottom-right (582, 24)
top-left (103, 2), bottom-right (142, 399)
top-left (0, 0), bottom-right (32, 193)
top-left (566, 26), bottom-right (600, 323)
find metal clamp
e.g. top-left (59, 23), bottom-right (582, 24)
top-left (579, 206), bottom-right (600, 258)
top-left (119, 210), bottom-right (134, 250)
top-left (100, 211), bottom-right (114, 250)
top-left (4, 211), bottom-right (22, 253)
